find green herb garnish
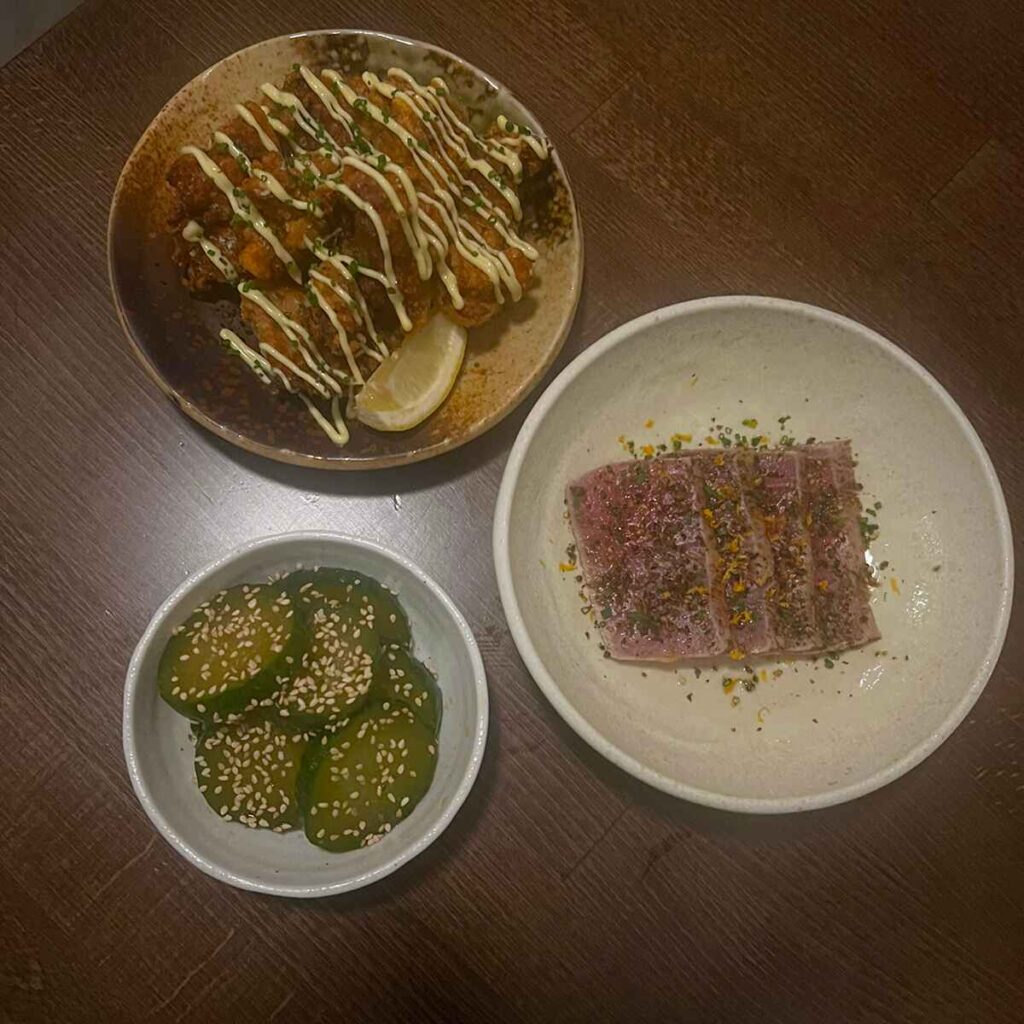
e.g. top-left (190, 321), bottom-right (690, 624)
top-left (858, 516), bottom-right (879, 543)
top-left (626, 610), bottom-right (657, 629)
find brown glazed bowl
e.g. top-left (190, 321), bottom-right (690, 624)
top-left (108, 30), bottom-right (582, 470)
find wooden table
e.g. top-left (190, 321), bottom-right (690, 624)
top-left (2, 1), bottom-right (1022, 1020)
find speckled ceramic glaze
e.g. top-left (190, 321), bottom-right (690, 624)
top-left (494, 297), bottom-right (1013, 812)
top-left (108, 31), bottom-right (582, 469)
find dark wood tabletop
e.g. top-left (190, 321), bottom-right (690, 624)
top-left (2, 1), bottom-right (1022, 1021)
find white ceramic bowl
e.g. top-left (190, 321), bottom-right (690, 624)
top-left (124, 532), bottom-right (488, 896)
top-left (494, 296), bottom-right (1013, 813)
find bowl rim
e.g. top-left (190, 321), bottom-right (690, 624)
top-left (106, 28), bottom-right (584, 471)
top-left (493, 295), bottom-right (1014, 814)
top-left (123, 530), bottom-right (489, 896)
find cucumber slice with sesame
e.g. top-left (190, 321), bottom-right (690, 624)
top-left (273, 596), bottom-right (379, 730)
top-left (158, 582), bottom-right (302, 721)
top-left (286, 567), bottom-right (411, 647)
top-left (371, 647), bottom-right (442, 735)
top-left (360, 579), bottom-right (411, 648)
top-left (300, 704), bottom-right (438, 852)
top-left (286, 567), bottom-right (360, 609)
top-left (195, 715), bottom-right (308, 831)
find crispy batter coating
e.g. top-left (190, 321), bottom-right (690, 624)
top-left (167, 68), bottom-right (547, 393)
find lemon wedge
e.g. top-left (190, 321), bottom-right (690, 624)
top-left (355, 314), bottom-right (467, 432)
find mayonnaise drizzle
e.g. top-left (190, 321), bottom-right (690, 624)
top-left (496, 114), bottom-right (550, 160)
top-left (307, 279), bottom-right (363, 384)
top-left (182, 65), bottom-right (549, 452)
top-left (297, 65), bottom-right (358, 142)
top-left (315, 177), bottom-right (411, 331)
top-left (304, 238), bottom-right (385, 351)
top-left (458, 216), bottom-right (522, 300)
top-left (220, 328), bottom-right (349, 447)
top-left (260, 83), bottom-right (324, 142)
top-left (391, 70), bottom-right (523, 219)
top-left (180, 145), bottom-right (302, 283)
top-left (215, 128), bottom-right (317, 213)
top-left (417, 213), bottom-right (464, 307)
top-left (323, 70), bottom-right (477, 208)
top-left (234, 103), bottom-right (279, 152)
top-left (220, 326), bottom-right (306, 393)
top-left (187, 230), bottom-right (357, 393)
top-left (320, 67), bottom-right (534, 302)
top-left (335, 153), bottom-right (431, 281)
top-left (418, 193), bottom-right (507, 303)
top-left (300, 393), bottom-right (350, 446)
top-left (390, 69), bottom-right (524, 204)
top-left (253, 165), bottom-right (318, 212)
top-left (261, 79), bottom-right (432, 292)
top-left (240, 285), bottom-right (345, 396)
top-left (463, 192), bottom-right (538, 260)
top-left (220, 328), bottom-right (275, 385)
top-left (182, 221), bottom-right (237, 282)
top-left (261, 105), bottom-right (294, 141)
top-left (213, 131), bottom-right (252, 175)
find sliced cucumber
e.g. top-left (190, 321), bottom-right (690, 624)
top-left (158, 582), bottom-right (302, 721)
top-left (300, 705), bottom-right (438, 851)
top-left (274, 596), bottom-right (379, 729)
top-left (286, 567), bottom-right (411, 648)
top-left (286, 567), bottom-right (361, 611)
top-left (195, 715), bottom-right (308, 830)
top-left (361, 578), bottom-right (411, 648)
top-left (371, 647), bottom-right (442, 735)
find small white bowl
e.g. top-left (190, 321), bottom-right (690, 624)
top-left (494, 296), bottom-right (1013, 813)
top-left (124, 532), bottom-right (488, 896)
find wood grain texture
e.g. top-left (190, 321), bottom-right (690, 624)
top-left (1, 1), bottom-right (1021, 1021)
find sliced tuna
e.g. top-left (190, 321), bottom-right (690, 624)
top-left (746, 449), bottom-right (821, 652)
top-left (801, 441), bottom-right (881, 651)
top-left (566, 458), bottom-right (729, 660)
top-left (691, 451), bottom-right (777, 658)
top-left (568, 441), bottom-right (879, 663)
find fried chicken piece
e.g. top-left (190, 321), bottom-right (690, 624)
top-left (168, 64), bottom-right (550, 394)
top-left (313, 71), bottom-right (539, 327)
top-left (240, 286), bottom-right (351, 395)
